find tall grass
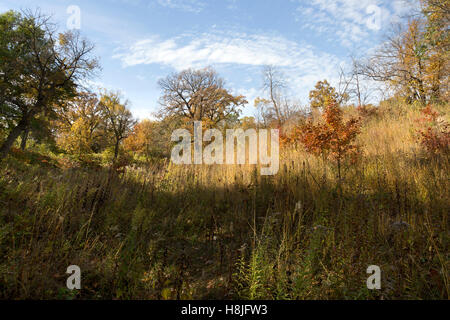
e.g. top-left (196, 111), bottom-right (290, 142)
top-left (0, 101), bottom-right (448, 299)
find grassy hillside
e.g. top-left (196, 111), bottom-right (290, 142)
top-left (0, 101), bottom-right (448, 299)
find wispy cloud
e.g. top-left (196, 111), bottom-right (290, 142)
top-left (113, 31), bottom-right (346, 106)
top-left (114, 31), bottom-right (340, 70)
top-left (155, 0), bottom-right (205, 13)
top-left (293, 0), bottom-right (415, 48)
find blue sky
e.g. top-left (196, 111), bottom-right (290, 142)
top-left (0, 0), bottom-right (417, 119)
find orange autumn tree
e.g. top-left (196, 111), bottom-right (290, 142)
top-left (285, 101), bottom-right (361, 180)
top-left (123, 119), bottom-right (155, 160)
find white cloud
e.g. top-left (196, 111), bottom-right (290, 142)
top-left (114, 31), bottom-right (340, 71)
top-left (391, 0), bottom-right (421, 21)
top-left (156, 0), bottom-right (205, 13)
top-left (292, 0), bottom-right (414, 48)
top-left (132, 106), bottom-right (155, 120)
top-left (113, 31), bottom-right (347, 110)
top-left (80, 80), bottom-right (129, 97)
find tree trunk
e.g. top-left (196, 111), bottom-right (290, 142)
top-left (20, 127), bottom-right (30, 151)
top-left (0, 118), bottom-right (28, 160)
top-left (356, 75), bottom-right (362, 107)
top-left (337, 157), bottom-right (341, 181)
top-left (114, 139), bottom-right (120, 160)
top-left (270, 92), bottom-right (282, 126)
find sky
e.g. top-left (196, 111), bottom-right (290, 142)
top-left (0, 0), bottom-right (418, 119)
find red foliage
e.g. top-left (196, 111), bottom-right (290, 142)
top-left (416, 105), bottom-right (449, 155)
top-left (300, 103), bottom-right (361, 162)
top-left (282, 102), bottom-right (362, 178)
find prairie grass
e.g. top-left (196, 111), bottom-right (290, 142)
top-left (0, 102), bottom-right (448, 299)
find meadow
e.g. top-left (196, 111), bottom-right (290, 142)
top-left (0, 100), bottom-right (448, 299)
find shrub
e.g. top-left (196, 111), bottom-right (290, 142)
top-left (416, 105), bottom-right (450, 155)
top-left (284, 102), bottom-right (361, 180)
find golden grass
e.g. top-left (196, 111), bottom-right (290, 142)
top-left (0, 101), bottom-right (448, 299)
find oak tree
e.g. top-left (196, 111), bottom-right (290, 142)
top-left (157, 67), bottom-right (246, 129)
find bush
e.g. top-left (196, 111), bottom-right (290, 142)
top-left (416, 105), bottom-right (450, 155)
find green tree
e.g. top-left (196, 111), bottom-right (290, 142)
top-left (0, 10), bottom-right (98, 159)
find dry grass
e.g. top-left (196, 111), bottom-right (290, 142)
top-left (0, 101), bottom-right (448, 299)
